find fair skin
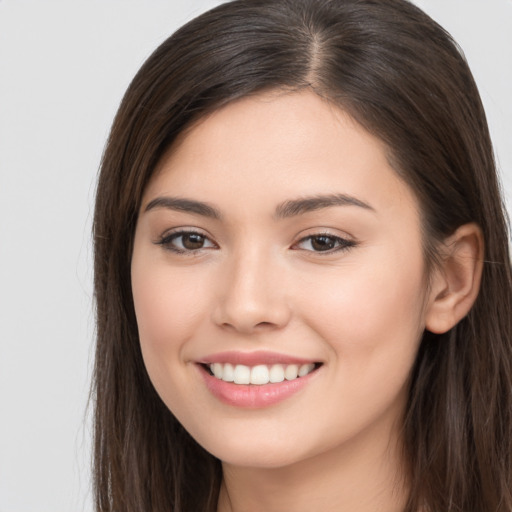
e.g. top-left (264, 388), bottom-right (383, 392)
top-left (131, 90), bottom-right (483, 512)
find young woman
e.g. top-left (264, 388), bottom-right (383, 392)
top-left (92, 0), bottom-right (512, 510)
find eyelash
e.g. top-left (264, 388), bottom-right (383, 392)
top-left (156, 229), bottom-right (217, 254)
top-left (292, 233), bottom-right (357, 254)
top-left (155, 230), bottom-right (357, 255)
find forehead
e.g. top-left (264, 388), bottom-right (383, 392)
top-left (145, 90), bottom-right (418, 219)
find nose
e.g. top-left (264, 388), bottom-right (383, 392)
top-left (212, 250), bottom-right (292, 334)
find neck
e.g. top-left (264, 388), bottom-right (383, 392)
top-left (217, 419), bottom-right (408, 512)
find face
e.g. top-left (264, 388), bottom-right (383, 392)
top-left (131, 91), bottom-right (433, 469)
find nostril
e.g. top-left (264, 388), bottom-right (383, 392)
top-left (255, 321), bottom-right (275, 328)
top-left (212, 279), bottom-right (292, 333)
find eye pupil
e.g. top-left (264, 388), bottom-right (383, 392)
top-left (182, 233), bottom-right (205, 250)
top-left (311, 236), bottom-right (335, 251)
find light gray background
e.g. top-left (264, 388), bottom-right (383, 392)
top-left (0, 1), bottom-right (510, 511)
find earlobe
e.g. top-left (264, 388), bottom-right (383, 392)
top-left (425, 223), bottom-right (484, 334)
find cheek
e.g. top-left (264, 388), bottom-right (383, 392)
top-left (298, 249), bottom-right (427, 383)
top-left (295, 260), bottom-right (427, 442)
top-left (131, 257), bottom-right (214, 416)
top-left (131, 257), bottom-right (209, 359)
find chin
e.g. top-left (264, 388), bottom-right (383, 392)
top-left (214, 446), bottom-right (304, 469)
top-left (192, 428), bottom-right (309, 469)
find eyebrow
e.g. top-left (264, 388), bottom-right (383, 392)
top-left (144, 193), bottom-right (375, 220)
top-left (144, 196), bottom-right (222, 219)
top-left (274, 193), bottom-right (375, 218)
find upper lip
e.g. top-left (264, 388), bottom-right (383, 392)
top-left (197, 350), bottom-right (319, 366)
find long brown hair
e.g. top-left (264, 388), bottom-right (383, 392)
top-left (92, 0), bottom-right (512, 510)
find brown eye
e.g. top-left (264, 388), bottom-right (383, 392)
top-left (293, 234), bottom-right (356, 253)
top-left (157, 230), bottom-right (216, 253)
top-left (181, 233), bottom-right (206, 250)
top-left (310, 235), bottom-right (337, 251)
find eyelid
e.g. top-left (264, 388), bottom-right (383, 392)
top-left (157, 225), bottom-right (209, 239)
top-left (291, 230), bottom-right (357, 254)
top-left (153, 226), bottom-right (356, 255)
top-left (154, 227), bottom-right (218, 254)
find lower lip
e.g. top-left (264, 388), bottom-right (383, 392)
top-left (198, 365), bottom-right (319, 408)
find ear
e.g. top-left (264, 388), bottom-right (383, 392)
top-left (425, 223), bottom-right (484, 334)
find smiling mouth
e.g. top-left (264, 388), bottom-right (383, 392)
top-left (203, 362), bottom-right (322, 385)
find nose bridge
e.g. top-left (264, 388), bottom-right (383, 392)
top-left (213, 244), bottom-right (290, 333)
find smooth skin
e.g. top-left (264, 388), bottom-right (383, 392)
top-left (131, 90), bottom-right (483, 512)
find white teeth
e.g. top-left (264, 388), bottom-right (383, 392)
top-left (284, 364), bottom-right (298, 380)
top-left (269, 364), bottom-right (285, 383)
top-left (208, 362), bottom-right (317, 385)
top-left (212, 363), bottom-right (223, 379)
top-left (222, 363), bottom-right (234, 382)
top-left (251, 365), bottom-right (269, 385)
top-left (233, 364), bottom-right (251, 384)
top-left (299, 363), bottom-right (315, 377)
